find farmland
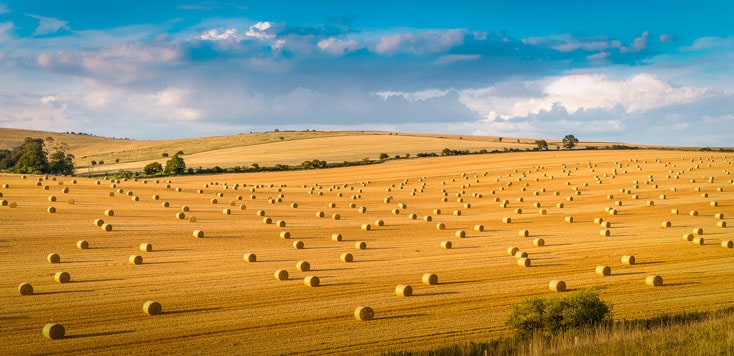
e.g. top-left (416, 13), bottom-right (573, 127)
top-left (1, 132), bottom-right (733, 355)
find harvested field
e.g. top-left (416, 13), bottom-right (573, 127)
top-left (0, 149), bottom-right (733, 355)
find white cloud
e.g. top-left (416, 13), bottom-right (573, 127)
top-left (621, 31), bottom-right (649, 53)
top-left (685, 36), bottom-right (734, 51)
top-left (376, 89), bottom-right (450, 101)
top-left (27, 14), bottom-right (70, 35)
top-left (435, 54), bottom-right (481, 65)
top-left (317, 37), bottom-right (362, 56)
top-left (245, 21), bottom-right (280, 40)
top-left (522, 34), bottom-right (621, 52)
top-left (199, 28), bottom-right (241, 41)
top-left (586, 52), bottom-right (610, 62)
top-left (373, 29), bottom-right (466, 55)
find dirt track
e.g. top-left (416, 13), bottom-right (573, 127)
top-left (1, 150), bottom-right (732, 355)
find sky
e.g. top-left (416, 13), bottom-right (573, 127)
top-left (0, 1), bottom-right (733, 146)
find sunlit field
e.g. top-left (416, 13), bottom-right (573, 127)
top-left (1, 148), bottom-right (732, 355)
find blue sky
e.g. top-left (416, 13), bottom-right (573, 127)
top-left (0, 1), bottom-right (732, 146)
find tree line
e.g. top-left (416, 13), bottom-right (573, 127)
top-left (0, 137), bottom-right (75, 175)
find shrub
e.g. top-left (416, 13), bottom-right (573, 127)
top-left (506, 289), bottom-right (611, 338)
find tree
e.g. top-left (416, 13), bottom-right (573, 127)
top-left (562, 135), bottom-right (579, 149)
top-left (379, 153), bottom-right (389, 160)
top-left (11, 137), bottom-right (48, 174)
top-left (164, 154), bottom-right (186, 175)
top-left (535, 140), bottom-right (549, 151)
top-left (143, 162), bottom-right (163, 175)
top-left (0, 149), bottom-right (13, 170)
top-left (48, 149), bottom-right (75, 175)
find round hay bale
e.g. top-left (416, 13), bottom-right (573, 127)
top-left (441, 241), bottom-right (452, 249)
top-left (423, 215), bottom-right (432, 222)
top-left (274, 269), bottom-right (289, 281)
top-left (671, 209), bottom-right (679, 215)
top-left (243, 253), bottom-right (257, 263)
top-left (693, 237), bottom-right (704, 245)
top-left (717, 221), bottom-right (727, 228)
top-left (474, 224), bottom-right (484, 232)
top-left (375, 219), bottom-right (384, 226)
top-left (538, 209), bottom-right (547, 215)
top-left (408, 213), bottom-right (418, 220)
top-left (502, 217), bottom-right (512, 224)
top-left (693, 227), bottom-right (704, 235)
top-left (76, 240), bottom-right (89, 249)
top-left (176, 212), bottom-right (186, 220)
top-left (181, 205), bottom-right (190, 212)
top-left (514, 251), bottom-right (528, 259)
top-left (392, 208), bottom-right (400, 215)
top-left (340, 253), bottom-right (353, 263)
top-left (143, 301), bottom-right (162, 316)
top-left (507, 246), bottom-right (519, 256)
top-left (54, 271), bottom-right (70, 283)
top-left (596, 265), bottom-right (612, 276)
top-left (297, 261), bottom-right (311, 272)
top-left (715, 213), bottom-right (725, 219)
top-left (139, 243), bottom-right (152, 252)
top-left (129, 255), bottom-right (143, 265)
top-left (722, 240), bottom-right (733, 248)
top-left (256, 210), bottom-right (265, 216)
top-left (18, 282), bottom-right (33, 296)
top-left (131, 196), bottom-right (140, 202)
top-left (683, 233), bottom-right (694, 241)
top-left (452, 210), bottom-right (462, 216)
top-left (646, 275), bottom-right (663, 287)
top-left (152, 194), bottom-right (160, 200)
top-left (293, 240), bottom-right (304, 249)
top-left (433, 208), bottom-right (441, 215)
top-left (331, 233), bottom-right (343, 242)
top-left (564, 216), bottom-right (574, 223)
top-left (689, 210), bottom-right (699, 216)
top-left (192, 230), bottom-right (204, 238)
top-left (455, 230), bottom-right (466, 238)
top-left (549, 280), bottom-right (566, 292)
top-left (210, 198), bottom-right (217, 204)
top-left (47, 253), bottom-right (60, 264)
top-left (519, 229), bottom-right (529, 237)
top-left (262, 217), bottom-right (272, 224)
top-left (276, 220), bottom-right (286, 227)
top-left (354, 306), bottom-right (374, 321)
top-left (517, 257), bottom-right (531, 267)
top-left (94, 218), bottom-right (105, 227)
top-left (315, 211), bottom-right (324, 218)
top-left (593, 217), bottom-right (604, 224)
top-left (533, 238), bottom-right (545, 247)
top-left (43, 323), bottom-right (65, 340)
top-left (514, 208), bottom-right (523, 214)
top-left (160, 201), bottom-right (170, 208)
top-left (355, 241), bottom-right (367, 250)
top-left (436, 223), bottom-right (446, 230)
top-left (48, 195), bottom-right (56, 202)
top-left (395, 284), bottom-right (413, 297)
top-left (361, 223), bottom-right (371, 231)
top-left (647, 201), bottom-right (655, 206)
top-left (220, 208), bottom-right (230, 215)
top-left (104, 209), bottom-right (114, 217)
top-left (304, 276), bottom-right (320, 287)
top-left (661, 221), bottom-right (672, 228)
top-left (556, 203), bottom-right (565, 208)
top-left (280, 231), bottom-right (291, 239)
top-left (422, 273), bottom-right (439, 285)
top-left (600, 229), bottom-right (611, 237)
top-left (358, 206), bottom-right (367, 213)
top-left (621, 255), bottom-right (636, 265)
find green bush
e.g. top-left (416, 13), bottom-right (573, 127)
top-left (506, 289), bottom-right (611, 338)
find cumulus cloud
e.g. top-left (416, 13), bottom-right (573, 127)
top-left (199, 28), bottom-right (241, 41)
top-left (373, 29), bottom-right (466, 55)
top-left (317, 37), bottom-right (362, 56)
top-left (245, 21), bottom-right (281, 40)
top-left (27, 14), bottom-right (70, 35)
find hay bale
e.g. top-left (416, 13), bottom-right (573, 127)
top-left (256, 210), bottom-right (265, 216)
top-left (422, 273), bottom-right (439, 285)
top-left (375, 219), bottom-right (384, 226)
top-left (395, 284), bottom-right (413, 297)
top-left (661, 221), bottom-right (672, 228)
top-left (693, 227), bottom-right (704, 235)
top-left (129, 255), bottom-right (143, 265)
top-left (243, 253), bottom-right (257, 263)
top-left (549, 280), bottom-right (566, 292)
top-left (76, 240), bottom-right (89, 249)
top-left (715, 213), bottom-right (725, 219)
top-left (152, 194), bottom-right (160, 200)
top-left (358, 206), bottom-right (367, 213)
top-left (131, 196), bottom-right (140, 201)
top-left (533, 238), bottom-right (545, 247)
top-left (689, 210), bottom-right (699, 216)
top-left (94, 218), bottom-right (105, 227)
top-left (514, 251), bottom-right (528, 259)
top-left (18, 282), bottom-right (33, 296)
top-left (354, 306), bottom-right (374, 321)
top-left (139, 243), bottom-right (152, 252)
top-left (621, 255), bottom-right (636, 265)
top-left (43, 323), bottom-right (65, 340)
top-left (514, 208), bottom-right (523, 214)
top-left (517, 257), bottom-right (531, 267)
top-left (274, 270), bottom-right (289, 280)
top-left (507, 246), bottom-right (519, 256)
top-left (474, 224), bottom-right (484, 232)
top-left (47, 253), bottom-right (60, 264)
top-left (176, 212), bottom-right (186, 219)
top-left (143, 301), bottom-right (162, 316)
top-left (340, 253), bottom-right (353, 263)
top-left (276, 220), bottom-right (286, 227)
top-left (519, 229), bottom-right (529, 237)
top-left (436, 223), bottom-right (446, 230)
top-left (304, 276), bottom-right (320, 287)
top-left (210, 198), bottom-right (218, 204)
top-left (455, 230), bottom-right (466, 238)
top-left (48, 195), bottom-right (56, 202)
top-left (280, 231), bottom-right (291, 239)
top-left (647, 201), bottom-right (655, 206)
top-left (361, 223), bottom-right (371, 231)
top-left (291, 202), bottom-right (298, 208)
top-left (671, 209), bottom-right (679, 215)
top-left (717, 221), bottom-right (727, 228)
top-left (262, 217), bottom-right (272, 224)
top-left (433, 209), bottom-right (441, 215)
top-left (441, 241), bottom-right (452, 249)
top-left (193, 230), bottom-right (204, 238)
top-left (564, 216), bottom-right (574, 223)
top-left (189, 216), bottom-right (197, 223)
top-left (408, 213), bottom-right (418, 220)
top-left (645, 275), bottom-right (663, 287)
top-left (355, 241), bottom-right (367, 250)
top-left (182, 206), bottom-right (190, 212)
top-left (315, 211), bottom-right (324, 218)
top-left (693, 237), bottom-right (704, 245)
top-left (104, 209), bottom-right (114, 217)
top-left (423, 215), bottom-right (432, 222)
top-left (722, 240), bottom-right (733, 248)
top-left (683, 233), bottom-right (694, 241)
top-left (293, 240), bottom-right (304, 249)
top-left (54, 271), bottom-right (70, 283)
top-left (503, 217), bottom-right (512, 224)
top-left (331, 233), bottom-right (343, 242)
top-left (297, 261), bottom-right (311, 272)
top-left (392, 208), bottom-right (400, 215)
top-left (596, 265), bottom-right (611, 276)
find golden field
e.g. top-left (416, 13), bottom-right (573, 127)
top-left (0, 133), bottom-right (733, 355)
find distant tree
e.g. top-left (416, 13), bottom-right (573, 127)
top-left (562, 135), bottom-right (579, 149)
top-left (10, 137), bottom-right (48, 174)
top-left (90, 160), bottom-right (97, 166)
top-left (0, 149), bottom-right (13, 170)
top-left (176, 150), bottom-right (184, 155)
top-left (498, 137), bottom-right (503, 143)
top-left (535, 140), bottom-right (549, 151)
top-left (164, 154), bottom-right (186, 175)
top-left (115, 158), bottom-right (120, 163)
top-left (379, 153), bottom-right (389, 160)
top-left (162, 152), bottom-right (169, 158)
top-left (98, 160), bottom-right (104, 165)
top-left (144, 162), bottom-right (163, 175)
top-left (48, 146), bottom-right (75, 175)
top-left (251, 163), bottom-right (260, 171)
top-left (441, 148), bottom-right (452, 156)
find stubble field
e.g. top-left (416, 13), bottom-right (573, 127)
top-left (1, 149), bottom-right (732, 355)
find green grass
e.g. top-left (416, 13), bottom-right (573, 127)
top-left (387, 307), bottom-right (734, 355)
